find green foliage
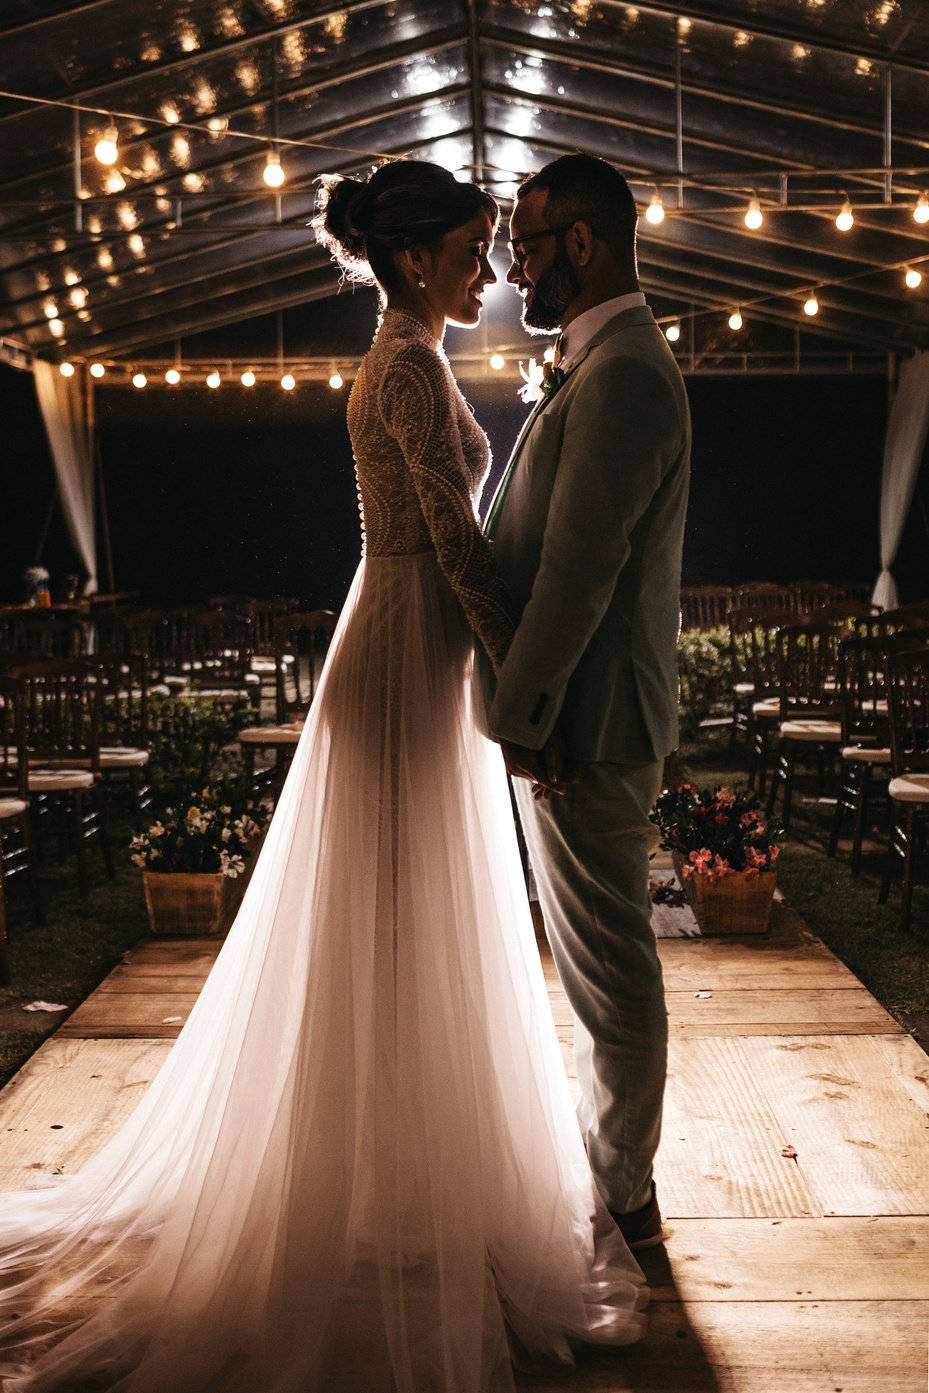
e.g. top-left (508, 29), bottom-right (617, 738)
top-left (676, 626), bottom-right (732, 740)
top-left (148, 691), bottom-right (252, 803)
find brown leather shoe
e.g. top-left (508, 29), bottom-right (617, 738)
top-left (610, 1183), bottom-right (663, 1252)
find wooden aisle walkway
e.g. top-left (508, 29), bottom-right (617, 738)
top-left (1, 891), bottom-right (927, 1392)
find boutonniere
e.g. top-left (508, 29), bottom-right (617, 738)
top-left (518, 357), bottom-right (565, 405)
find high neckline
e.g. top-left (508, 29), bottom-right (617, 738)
top-left (380, 307), bottom-right (439, 343)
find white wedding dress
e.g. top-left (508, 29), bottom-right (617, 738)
top-left (0, 309), bottom-right (646, 1393)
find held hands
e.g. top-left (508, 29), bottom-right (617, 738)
top-left (499, 725), bottom-right (577, 800)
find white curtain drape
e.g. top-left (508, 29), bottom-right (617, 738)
top-left (33, 358), bottom-right (98, 595)
top-left (873, 352), bottom-right (929, 610)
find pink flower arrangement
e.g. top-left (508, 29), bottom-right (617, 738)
top-left (652, 784), bottom-right (781, 882)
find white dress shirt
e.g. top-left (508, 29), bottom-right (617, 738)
top-left (559, 291), bottom-right (646, 370)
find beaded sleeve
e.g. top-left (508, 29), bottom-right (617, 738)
top-left (378, 341), bottom-right (515, 672)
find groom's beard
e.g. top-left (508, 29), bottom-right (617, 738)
top-left (521, 242), bottom-right (582, 331)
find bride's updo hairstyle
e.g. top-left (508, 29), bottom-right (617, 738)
top-left (314, 160), bottom-right (498, 294)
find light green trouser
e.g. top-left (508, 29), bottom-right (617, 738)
top-left (515, 758), bottom-right (666, 1215)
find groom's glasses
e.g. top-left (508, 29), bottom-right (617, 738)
top-left (507, 221), bottom-right (577, 271)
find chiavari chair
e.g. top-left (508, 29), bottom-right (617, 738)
top-left (766, 623), bottom-right (844, 827)
top-left (879, 645), bottom-right (929, 929)
top-left (0, 678), bottom-right (45, 983)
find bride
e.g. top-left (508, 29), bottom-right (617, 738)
top-left (0, 159), bottom-right (646, 1393)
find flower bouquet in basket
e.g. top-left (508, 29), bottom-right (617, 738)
top-left (131, 785), bottom-right (271, 936)
top-left (651, 784), bottom-right (781, 935)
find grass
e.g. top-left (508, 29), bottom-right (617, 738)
top-left (0, 806), bottom-right (149, 1087)
top-left (680, 729), bottom-right (929, 1045)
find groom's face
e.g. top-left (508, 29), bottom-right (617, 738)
top-left (507, 190), bottom-right (581, 334)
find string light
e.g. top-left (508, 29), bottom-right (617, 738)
top-left (835, 198), bottom-right (854, 232)
top-left (744, 196), bottom-right (764, 230)
top-left (165, 367), bottom-right (181, 384)
top-left (915, 193), bottom-right (929, 225)
top-left (206, 369), bottom-right (221, 388)
top-left (59, 361), bottom-right (75, 377)
top-left (665, 322), bottom-right (681, 342)
top-left (280, 372), bottom-right (296, 390)
top-left (904, 266), bottom-right (923, 289)
top-left (728, 309), bottom-right (743, 330)
top-left (93, 124), bottom-right (119, 166)
top-left (328, 369), bottom-right (344, 389)
top-left (489, 353), bottom-right (505, 371)
top-left (48, 318), bottom-right (64, 337)
top-left (241, 369), bottom-right (256, 387)
top-left (131, 371), bottom-right (147, 388)
top-left (803, 290), bottom-right (820, 316)
top-left (645, 190), bottom-right (665, 225)
top-left (89, 362), bottom-right (105, 378)
top-left (263, 149), bottom-right (285, 188)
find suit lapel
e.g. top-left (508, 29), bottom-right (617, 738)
top-left (485, 306), bottom-right (657, 538)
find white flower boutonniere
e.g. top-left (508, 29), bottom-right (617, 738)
top-left (518, 357), bottom-right (566, 405)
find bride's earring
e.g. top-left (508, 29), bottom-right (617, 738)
top-left (417, 277), bottom-right (426, 289)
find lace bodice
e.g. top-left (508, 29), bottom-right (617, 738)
top-left (347, 308), bottom-right (515, 671)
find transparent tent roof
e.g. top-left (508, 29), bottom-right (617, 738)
top-left (2, 0), bottom-right (928, 374)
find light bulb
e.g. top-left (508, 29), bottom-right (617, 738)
top-left (835, 199), bottom-right (854, 232)
top-left (165, 368), bottom-right (181, 384)
top-left (803, 291), bottom-right (819, 316)
top-left (48, 318), bottom-right (64, 337)
top-left (89, 362), bottom-right (105, 378)
top-left (489, 353), bottom-right (505, 371)
top-left (206, 370), bottom-right (221, 389)
top-left (328, 371), bottom-right (344, 389)
top-left (728, 310), bottom-right (743, 331)
top-left (905, 266), bottom-right (923, 289)
top-left (94, 125), bottom-right (119, 166)
top-left (280, 372), bottom-right (296, 391)
top-left (241, 370), bottom-right (256, 387)
top-left (132, 372), bottom-right (147, 388)
top-left (914, 193), bottom-right (929, 225)
top-left (263, 150), bottom-right (285, 189)
top-left (59, 361), bottom-right (75, 377)
top-left (744, 197), bottom-right (763, 230)
top-left (645, 190), bottom-right (665, 225)
top-left (664, 322), bottom-right (681, 342)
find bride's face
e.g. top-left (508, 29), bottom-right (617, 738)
top-left (423, 211), bottom-right (497, 327)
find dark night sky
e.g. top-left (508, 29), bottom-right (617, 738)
top-left (3, 351), bottom-right (927, 610)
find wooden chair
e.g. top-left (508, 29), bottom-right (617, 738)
top-left (237, 610), bottom-right (337, 801)
top-left (766, 623), bottom-right (844, 828)
top-left (879, 646), bottom-right (929, 929)
top-left (0, 678), bottom-right (45, 983)
top-left (732, 582), bottom-right (791, 612)
top-left (10, 657), bottom-right (114, 895)
top-left (730, 606), bottom-right (787, 794)
top-left (875, 604), bottom-right (929, 635)
top-left (790, 580), bottom-right (841, 615)
top-left (679, 585), bottom-right (732, 632)
top-left (827, 634), bottom-right (898, 873)
top-left (169, 609), bottom-right (258, 705)
top-left (85, 652), bottom-right (153, 830)
top-left (9, 611), bottom-right (89, 658)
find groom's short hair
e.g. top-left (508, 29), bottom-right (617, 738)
top-left (517, 155), bottom-right (637, 261)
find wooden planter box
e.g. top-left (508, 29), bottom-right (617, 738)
top-left (143, 870), bottom-right (226, 936)
top-left (672, 853), bottom-right (775, 936)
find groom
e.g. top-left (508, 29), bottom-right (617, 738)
top-left (484, 155), bottom-right (690, 1248)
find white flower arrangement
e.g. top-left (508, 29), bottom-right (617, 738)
top-left (130, 787), bottom-right (270, 878)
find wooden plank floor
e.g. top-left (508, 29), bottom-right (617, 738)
top-left (1, 897), bottom-right (927, 1391)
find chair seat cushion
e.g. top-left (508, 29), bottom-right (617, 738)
top-left (889, 774), bottom-right (929, 804)
top-left (100, 747), bottom-right (150, 768)
top-left (779, 719), bottom-right (842, 742)
top-left (28, 768), bottom-right (95, 791)
top-left (734, 682), bottom-right (754, 696)
top-left (752, 697), bottom-right (781, 717)
top-left (0, 798), bottom-right (28, 819)
top-left (841, 745), bottom-right (891, 764)
top-left (238, 724), bottom-right (304, 746)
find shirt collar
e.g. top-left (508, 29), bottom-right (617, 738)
top-left (560, 291), bottom-right (647, 369)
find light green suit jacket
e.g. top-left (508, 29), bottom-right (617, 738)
top-left (483, 304), bottom-right (691, 763)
